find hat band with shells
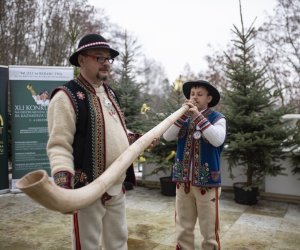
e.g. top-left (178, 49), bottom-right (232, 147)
top-left (77, 41), bottom-right (110, 52)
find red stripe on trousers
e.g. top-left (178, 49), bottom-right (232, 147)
top-left (73, 213), bottom-right (81, 250)
top-left (215, 188), bottom-right (221, 250)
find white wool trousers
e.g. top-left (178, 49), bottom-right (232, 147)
top-left (175, 185), bottom-right (221, 250)
top-left (72, 191), bottom-right (128, 250)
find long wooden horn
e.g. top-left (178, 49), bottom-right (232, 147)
top-left (16, 105), bottom-right (188, 214)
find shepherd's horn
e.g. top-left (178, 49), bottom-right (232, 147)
top-left (16, 105), bottom-right (189, 213)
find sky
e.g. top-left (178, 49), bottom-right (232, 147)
top-left (88, 0), bottom-right (278, 81)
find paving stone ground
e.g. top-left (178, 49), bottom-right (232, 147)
top-left (0, 186), bottom-right (299, 250)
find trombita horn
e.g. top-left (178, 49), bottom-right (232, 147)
top-left (16, 105), bottom-right (189, 214)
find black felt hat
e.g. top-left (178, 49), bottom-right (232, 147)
top-left (69, 34), bottom-right (119, 67)
top-left (182, 80), bottom-right (220, 107)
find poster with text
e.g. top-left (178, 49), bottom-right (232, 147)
top-left (0, 66), bottom-right (9, 193)
top-left (9, 66), bottom-right (73, 191)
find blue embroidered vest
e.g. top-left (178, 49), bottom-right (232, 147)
top-left (172, 109), bottom-right (225, 187)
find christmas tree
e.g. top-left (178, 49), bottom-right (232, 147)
top-left (222, 4), bottom-right (294, 187)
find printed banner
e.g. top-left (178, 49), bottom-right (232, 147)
top-left (0, 66), bottom-right (9, 193)
top-left (9, 66), bottom-right (73, 191)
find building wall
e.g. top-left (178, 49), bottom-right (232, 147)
top-left (142, 157), bottom-right (300, 198)
top-left (265, 160), bottom-right (300, 196)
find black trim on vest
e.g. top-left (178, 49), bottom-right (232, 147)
top-left (51, 79), bottom-right (136, 188)
top-left (52, 80), bottom-right (100, 188)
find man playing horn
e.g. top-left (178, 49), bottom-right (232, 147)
top-left (47, 33), bottom-right (158, 250)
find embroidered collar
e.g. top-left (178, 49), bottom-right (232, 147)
top-left (77, 74), bottom-right (96, 94)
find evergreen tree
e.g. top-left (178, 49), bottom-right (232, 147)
top-left (222, 3), bottom-right (294, 187)
top-left (290, 120), bottom-right (300, 177)
top-left (145, 76), bottom-right (186, 175)
top-left (110, 31), bottom-right (149, 134)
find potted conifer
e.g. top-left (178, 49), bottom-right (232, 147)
top-left (222, 6), bottom-right (294, 205)
top-left (145, 145), bottom-right (177, 196)
top-left (145, 76), bottom-right (185, 196)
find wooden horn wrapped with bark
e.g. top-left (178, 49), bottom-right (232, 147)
top-left (16, 105), bottom-right (189, 214)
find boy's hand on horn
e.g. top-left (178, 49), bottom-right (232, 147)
top-left (184, 100), bottom-right (200, 118)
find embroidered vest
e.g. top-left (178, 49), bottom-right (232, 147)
top-left (51, 77), bottom-right (131, 189)
top-left (172, 109), bottom-right (225, 187)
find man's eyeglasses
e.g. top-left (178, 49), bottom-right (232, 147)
top-left (84, 54), bottom-right (114, 64)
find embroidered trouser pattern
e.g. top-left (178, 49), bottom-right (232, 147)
top-left (72, 191), bottom-right (128, 250)
top-left (175, 185), bottom-right (221, 250)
